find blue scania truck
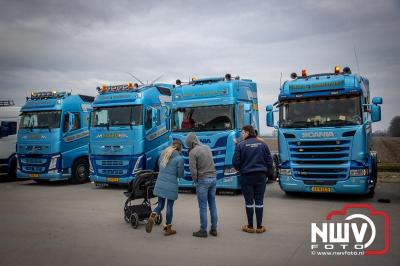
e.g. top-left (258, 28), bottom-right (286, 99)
top-left (89, 82), bottom-right (172, 185)
top-left (170, 74), bottom-right (259, 191)
top-left (17, 91), bottom-right (94, 183)
top-left (266, 66), bottom-right (382, 196)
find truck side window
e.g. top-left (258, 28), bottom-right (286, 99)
top-left (72, 112), bottom-right (81, 130)
top-left (157, 108), bottom-right (161, 126)
top-left (63, 113), bottom-right (81, 132)
top-left (145, 108), bottom-right (152, 130)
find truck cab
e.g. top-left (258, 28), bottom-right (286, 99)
top-left (89, 82), bottom-right (172, 185)
top-left (171, 74), bottom-right (259, 191)
top-left (266, 66), bottom-right (382, 196)
top-left (0, 100), bottom-right (19, 180)
top-left (17, 91), bottom-right (94, 183)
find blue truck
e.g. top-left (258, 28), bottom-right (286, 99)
top-left (266, 66), bottom-right (382, 196)
top-left (89, 82), bottom-right (172, 185)
top-left (17, 91), bottom-right (94, 183)
top-left (170, 74), bottom-right (260, 191)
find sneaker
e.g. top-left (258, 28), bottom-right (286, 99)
top-left (209, 229), bottom-right (218, 237)
top-left (193, 230), bottom-right (208, 238)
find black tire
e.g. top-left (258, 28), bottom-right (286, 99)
top-left (268, 154), bottom-right (279, 182)
top-left (8, 157), bottom-right (17, 180)
top-left (155, 213), bottom-right (163, 225)
top-left (71, 158), bottom-right (89, 184)
top-left (366, 188), bottom-right (375, 198)
top-left (130, 213), bottom-right (139, 229)
top-left (124, 206), bottom-right (130, 223)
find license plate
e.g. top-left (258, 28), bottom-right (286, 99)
top-left (311, 186), bottom-right (332, 193)
top-left (29, 173), bottom-right (39, 178)
top-left (107, 177), bottom-right (119, 183)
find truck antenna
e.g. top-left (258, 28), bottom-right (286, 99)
top-left (126, 72), bottom-right (144, 85)
top-left (279, 72), bottom-right (283, 90)
top-left (353, 45), bottom-right (361, 75)
top-left (150, 75), bottom-right (163, 85)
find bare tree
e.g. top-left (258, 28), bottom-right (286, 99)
top-left (388, 116), bottom-right (400, 137)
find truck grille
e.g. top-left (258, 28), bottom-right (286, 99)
top-left (288, 139), bottom-right (351, 180)
top-left (100, 169), bottom-right (126, 175)
top-left (182, 147), bottom-right (226, 179)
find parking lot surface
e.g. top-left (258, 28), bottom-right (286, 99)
top-left (0, 180), bottom-right (399, 266)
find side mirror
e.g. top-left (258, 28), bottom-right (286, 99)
top-left (372, 97), bottom-right (383, 105)
top-left (266, 105), bottom-right (273, 112)
top-left (371, 105), bottom-right (381, 122)
top-left (68, 113), bottom-right (76, 132)
top-left (267, 111), bottom-right (274, 127)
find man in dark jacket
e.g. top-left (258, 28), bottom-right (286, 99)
top-left (232, 125), bottom-right (272, 233)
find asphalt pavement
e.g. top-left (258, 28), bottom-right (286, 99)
top-left (0, 179), bottom-right (398, 266)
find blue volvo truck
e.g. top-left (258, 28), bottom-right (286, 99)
top-left (266, 66), bottom-right (382, 196)
top-left (89, 82), bottom-right (172, 185)
top-left (170, 74), bottom-right (260, 191)
top-left (17, 91), bottom-right (94, 183)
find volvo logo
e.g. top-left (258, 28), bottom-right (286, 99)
top-left (199, 139), bottom-right (211, 144)
top-left (302, 132), bottom-right (335, 138)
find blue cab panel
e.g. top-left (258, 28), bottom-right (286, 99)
top-left (17, 91), bottom-right (94, 183)
top-left (89, 82), bottom-right (173, 185)
top-left (266, 67), bottom-right (382, 195)
top-left (171, 75), bottom-right (260, 190)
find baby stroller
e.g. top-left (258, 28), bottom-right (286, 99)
top-left (123, 170), bottom-right (163, 228)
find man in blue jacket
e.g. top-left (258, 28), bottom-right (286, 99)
top-left (232, 125), bottom-right (272, 234)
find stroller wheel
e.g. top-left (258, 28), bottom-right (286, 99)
top-left (130, 213), bottom-right (139, 229)
top-left (124, 206), bottom-right (130, 223)
top-left (155, 213), bottom-right (163, 225)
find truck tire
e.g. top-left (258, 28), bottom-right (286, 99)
top-left (8, 157), bottom-right (17, 180)
top-left (71, 158), bottom-right (89, 184)
top-left (267, 154), bottom-right (279, 182)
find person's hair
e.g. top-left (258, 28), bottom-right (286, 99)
top-left (242, 125), bottom-right (257, 137)
top-left (160, 140), bottom-right (182, 167)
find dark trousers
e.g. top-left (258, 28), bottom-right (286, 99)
top-left (241, 175), bottom-right (267, 228)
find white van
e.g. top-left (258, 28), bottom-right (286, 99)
top-left (0, 100), bottom-right (20, 179)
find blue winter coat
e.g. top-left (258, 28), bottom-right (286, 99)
top-left (153, 151), bottom-right (184, 201)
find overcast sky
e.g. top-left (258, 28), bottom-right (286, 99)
top-left (0, 0), bottom-right (399, 134)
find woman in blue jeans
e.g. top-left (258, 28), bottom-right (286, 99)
top-left (146, 140), bottom-right (184, 236)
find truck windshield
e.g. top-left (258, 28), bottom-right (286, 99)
top-left (279, 95), bottom-right (362, 128)
top-left (172, 105), bottom-right (234, 132)
top-left (20, 110), bottom-right (61, 129)
top-left (91, 105), bottom-right (143, 127)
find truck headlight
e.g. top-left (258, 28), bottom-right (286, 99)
top-left (49, 155), bottom-right (60, 170)
top-left (224, 167), bottom-right (237, 176)
top-left (349, 169), bottom-right (368, 176)
top-left (278, 168), bottom-right (292, 176)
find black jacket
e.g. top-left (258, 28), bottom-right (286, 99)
top-left (232, 136), bottom-right (272, 178)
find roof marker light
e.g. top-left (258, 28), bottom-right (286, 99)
top-left (334, 66), bottom-right (340, 74)
top-left (301, 69), bottom-right (307, 77)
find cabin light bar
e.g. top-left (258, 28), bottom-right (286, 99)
top-left (96, 83), bottom-right (139, 94)
top-left (29, 91), bottom-right (67, 100)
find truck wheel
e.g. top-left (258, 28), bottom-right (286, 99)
top-left (267, 154), bottom-right (279, 182)
top-left (71, 158), bottom-right (89, 184)
top-left (8, 158), bottom-right (17, 180)
top-left (366, 188), bottom-right (375, 198)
